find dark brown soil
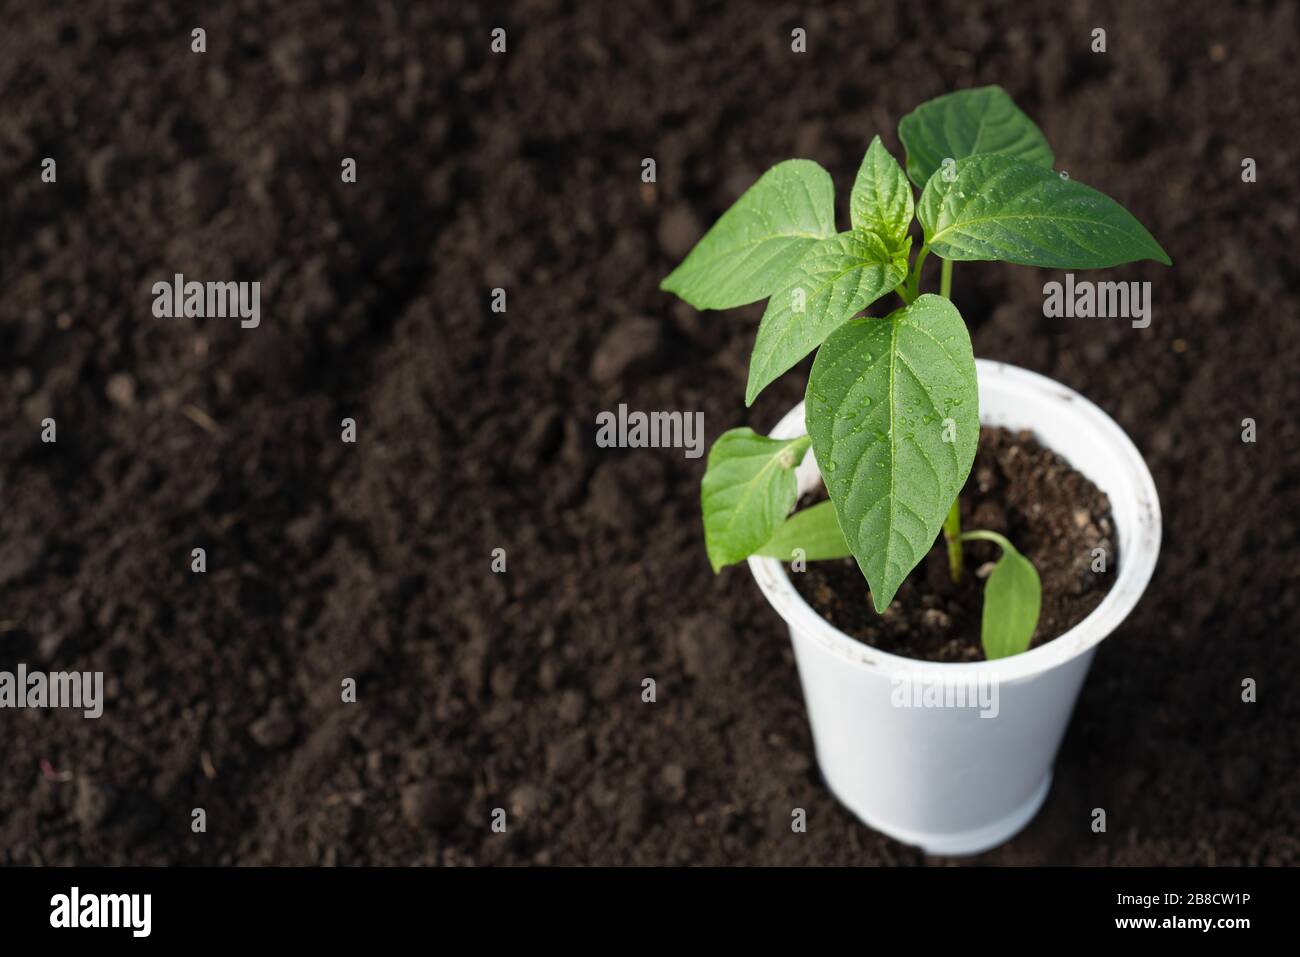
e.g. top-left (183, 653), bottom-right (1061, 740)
top-left (794, 426), bottom-right (1116, 662)
top-left (0, 1), bottom-right (1297, 866)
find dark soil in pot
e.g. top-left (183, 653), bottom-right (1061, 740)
top-left (792, 426), bottom-right (1118, 662)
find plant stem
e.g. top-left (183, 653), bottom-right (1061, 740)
top-left (943, 499), bottom-right (963, 582)
top-left (938, 255), bottom-right (962, 581)
top-left (906, 244), bottom-right (930, 301)
top-left (958, 529), bottom-right (1018, 553)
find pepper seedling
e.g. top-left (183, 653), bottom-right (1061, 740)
top-left (665, 86), bottom-right (1170, 660)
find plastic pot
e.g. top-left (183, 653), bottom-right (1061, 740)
top-left (747, 359), bottom-right (1161, 855)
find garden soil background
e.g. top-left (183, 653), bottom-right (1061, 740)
top-left (0, 0), bottom-right (1296, 866)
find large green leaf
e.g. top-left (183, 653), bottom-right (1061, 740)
top-left (745, 231), bottom-right (908, 407)
top-left (756, 501), bottom-right (852, 562)
top-left (918, 154), bottom-right (1172, 268)
top-left (898, 85), bottom-right (1054, 188)
top-left (700, 429), bottom-right (811, 572)
top-left (661, 160), bottom-right (836, 310)
top-left (850, 136), bottom-right (914, 252)
top-left (806, 295), bottom-right (978, 611)
top-left (964, 531), bottom-right (1042, 660)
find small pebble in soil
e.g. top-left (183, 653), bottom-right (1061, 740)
top-left (556, 689), bottom-right (587, 724)
top-left (675, 613), bottom-right (733, 680)
top-left (921, 608), bottom-right (952, 632)
top-left (586, 459), bottom-right (667, 530)
top-left (660, 763), bottom-right (688, 798)
top-left (783, 750), bottom-right (812, 775)
top-left (537, 658), bottom-right (561, 691)
top-left (285, 509), bottom-right (326, 550)
top-left (36, 631), bottom-right (67, 661)
top-left (0, 534), bottom-right (48, 587)
top-left (400, 782), bottom-right (458, 830)
top-left (617, 789), bottom-right (650, 839)
top-left (489, 664), bottom-right (518, 699)
top-left (173, 159), bottom-right (230, 225)
top-left (513, 407), bottom-right (563, 468)
top-left (508, 784), bottom-right (548, 820)
top-left (657, 206), bottom-right (701, 259)
top-left (248, 704), bottom-right (296, 750)
top-left (546, 730), bottom-right (591, 777)
top-left (11, 367), bottom-right (35, 395)
top-left (590, 317), bottom-right (663, 384)
top-left (88, 146), bottom-right (131, 194)
top-left (73, 777), bottom-right (117, 829)
top-left (105, 372), bottom-right (137, 407)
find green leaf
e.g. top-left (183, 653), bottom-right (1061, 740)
top-left (661, 160), bottom-right (837, 310)
top-left (756, 501), bottom-right (852, 562)
top-left (898, 85), bottom-right (1054, 188)
top-left (745, 231), bottom-right (908, 406)
top-left (918, 154), bottom-right (1171, 268)
top-left (806, 295), bottom-right (978, 612)
top-left (850, 136), bottom-right (914, 252)
top-left (964, 531), bottom-right (1042, 660)
top-left (701, 429), bottom-right (811, 572)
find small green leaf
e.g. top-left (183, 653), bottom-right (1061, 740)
top-left (756, 501), bottom-right (852, 561)
top-left (850, 136), bottom-right (914, 252)
top-left (661, 160), bottom-right (836, 310)
top-left (701, 429), bottom-right (811, 572)
top-left (745, 231), bottom-right (908, 406)
top-left (963, 531), bottom-right (1042, 660)
top-left (918, 154), bottom-right (1171, 268)
top-left (898, 85), bottom-right (1054, 188)
top-left (806, 295), bottom-right (979, 612)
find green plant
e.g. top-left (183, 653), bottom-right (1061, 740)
top-left (664, 86), bottom-right (1170, 660)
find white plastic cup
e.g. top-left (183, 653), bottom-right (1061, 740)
top-left (748, 359), bottom-right (1161, 855)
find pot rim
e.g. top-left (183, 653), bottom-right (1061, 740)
top-left (746, 359), bottom-right (1162, 684)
